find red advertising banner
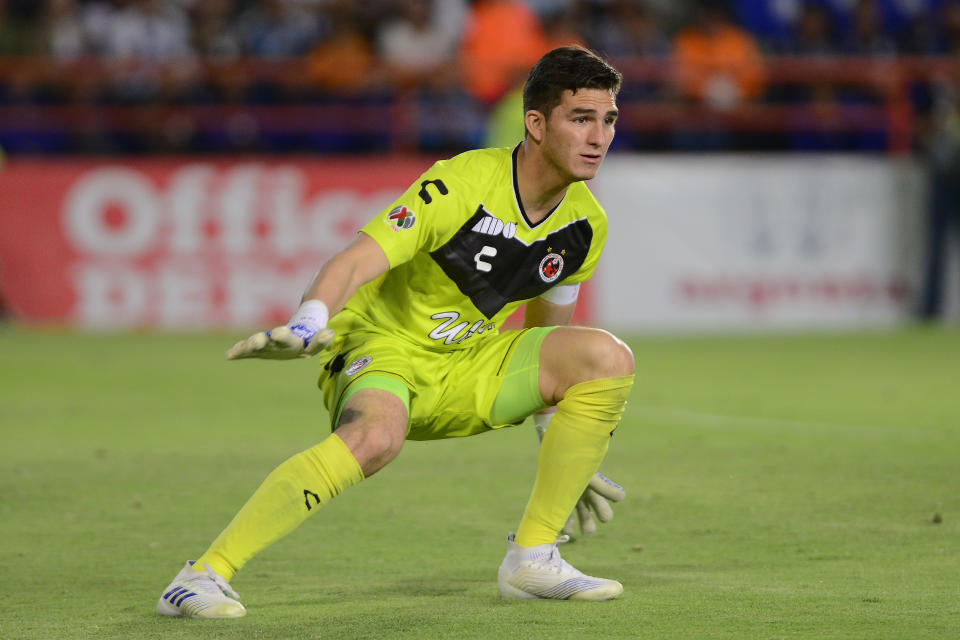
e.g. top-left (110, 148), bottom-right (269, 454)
top-left (0, 158), bottom-right (594, 329)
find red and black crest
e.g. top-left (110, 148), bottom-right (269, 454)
top-left (539, 253), bottom-right (564, 283)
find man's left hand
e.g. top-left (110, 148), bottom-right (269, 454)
top-left (560, 472), bottom-right (626, 541)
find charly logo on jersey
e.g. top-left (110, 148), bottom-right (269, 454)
top-left (345, 356), bottom-right (372, 376)
top-left (471, 206), bottom-right (516, 239)
top-left (387, 205), bottom-right (415, 231)
top-left (539, 248), bottom-right (565, 283)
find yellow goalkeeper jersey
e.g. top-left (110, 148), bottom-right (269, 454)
top-left (341, 145), bottom-right (608, 351)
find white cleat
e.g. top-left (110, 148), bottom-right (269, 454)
top-left (498, 534), bottom-right (623, 601)
top-left (156, 561), bottom-right (247, 619)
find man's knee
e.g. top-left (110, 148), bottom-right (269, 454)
top-left (334, 390), bottom-right (407, 476)
top-left (570, 329), bottom-right (634, 381)
top-left (362, 425), bottom-right (404, 461)
top-left (590, 331), bottom-right (635, 379)
top-left (540, 328), bottom-right (635, 404)
top-left (335, 420), bottom-right (405, 477)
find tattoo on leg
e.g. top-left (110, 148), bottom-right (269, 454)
top-left (338, 408), bottom-right (362, 427)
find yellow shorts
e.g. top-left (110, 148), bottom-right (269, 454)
top-left (316, 319), bottom-right (552, 441)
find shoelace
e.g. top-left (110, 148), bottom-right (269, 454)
top-left (189, 563), bottom-right (241, 599)
top-left (529, 546), bottom-right (579, 575)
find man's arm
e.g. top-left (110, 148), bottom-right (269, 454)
top-left (300, 232), bottom-right (391, 316)
top-left (523, 296), bottom-right (577, 329)
top-left (227, 233), bottom-right (390, 360)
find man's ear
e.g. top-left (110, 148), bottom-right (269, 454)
top-left (524, 110), bottom-right (545, 143)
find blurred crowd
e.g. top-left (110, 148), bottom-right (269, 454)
top-left (0, 0), bottom-right (958, 154)
top-left (3, 0), bottom-right (960, 63)
top-left (0, 0), bottom-right (957, 318)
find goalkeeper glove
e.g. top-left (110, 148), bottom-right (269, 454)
top-left (226, 300), bottom-right (334, 360)
top-left (534, 409), bottom-right (626, 542)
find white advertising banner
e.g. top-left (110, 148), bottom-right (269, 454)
top-left (0, 155), bottom-right (934, 331)
top-left (590, 155), bottom-right (927, 331)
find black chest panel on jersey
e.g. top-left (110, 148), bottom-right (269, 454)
top-left (430, 205), bottom-right (594, 318)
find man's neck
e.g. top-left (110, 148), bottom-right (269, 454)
top-left (516, 140), bottom-right (569, 225)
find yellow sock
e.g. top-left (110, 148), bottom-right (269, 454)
top-left (195, 433), bottom-right (363, 580)
top-left (515, 374), bottom-right (634, 547)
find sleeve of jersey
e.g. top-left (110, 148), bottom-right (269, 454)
top-left (359, 165), bottom-right (456, 269)
top-left (564, 211), bottom-right (608, 285)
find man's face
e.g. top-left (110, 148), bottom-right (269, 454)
top-left (541, 88), bottom-right (618, 183)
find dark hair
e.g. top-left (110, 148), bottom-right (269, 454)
top-left (522, 46), bottom-right (622, 119)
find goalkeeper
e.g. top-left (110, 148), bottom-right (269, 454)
top-left (157, 45), bottom-right (634, 619)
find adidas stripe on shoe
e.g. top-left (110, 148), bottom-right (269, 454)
top-left (156, 561), bottom-right (246, 619)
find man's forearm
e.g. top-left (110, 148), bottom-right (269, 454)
top-left (301, 252), bottom-right (369, 317)
top-left (300, 233), bottom-right (391, 317)
top-left (523, 297), bottom-right (577, 328)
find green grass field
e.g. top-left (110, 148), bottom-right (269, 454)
top-left (2, 326), bottom-right (958, 639)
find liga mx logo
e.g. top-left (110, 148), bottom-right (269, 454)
top-left (539, 252), bottom-right (564, 283)
top-left (387, 205), bottom-right (416, 231)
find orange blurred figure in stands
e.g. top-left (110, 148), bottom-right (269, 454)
top-left (305, 3), bottom-right (380, 94)
top-left (672, 2), bottom-right (766, 110)
top-left (459, 0), bottom-right (548, 103)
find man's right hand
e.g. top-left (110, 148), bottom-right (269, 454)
top-left (226, 326), bottom-right (334, 360)
top-left (226, 299), bottom-right (332, 360)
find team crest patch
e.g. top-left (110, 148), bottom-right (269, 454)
top-left (538, 253), bottom-right (564, 283)
top-left (345, 356), bottom-right (372, 376)
top-left (387, 205), bottom-right (416, 231)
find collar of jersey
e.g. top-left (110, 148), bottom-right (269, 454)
top-left (511, 144), bottom-right (565, 230)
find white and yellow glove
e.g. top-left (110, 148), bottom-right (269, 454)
top-left (534, 408), bottom-right (626, 543)
top-left (226, 300), bottom-right (334, 360)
